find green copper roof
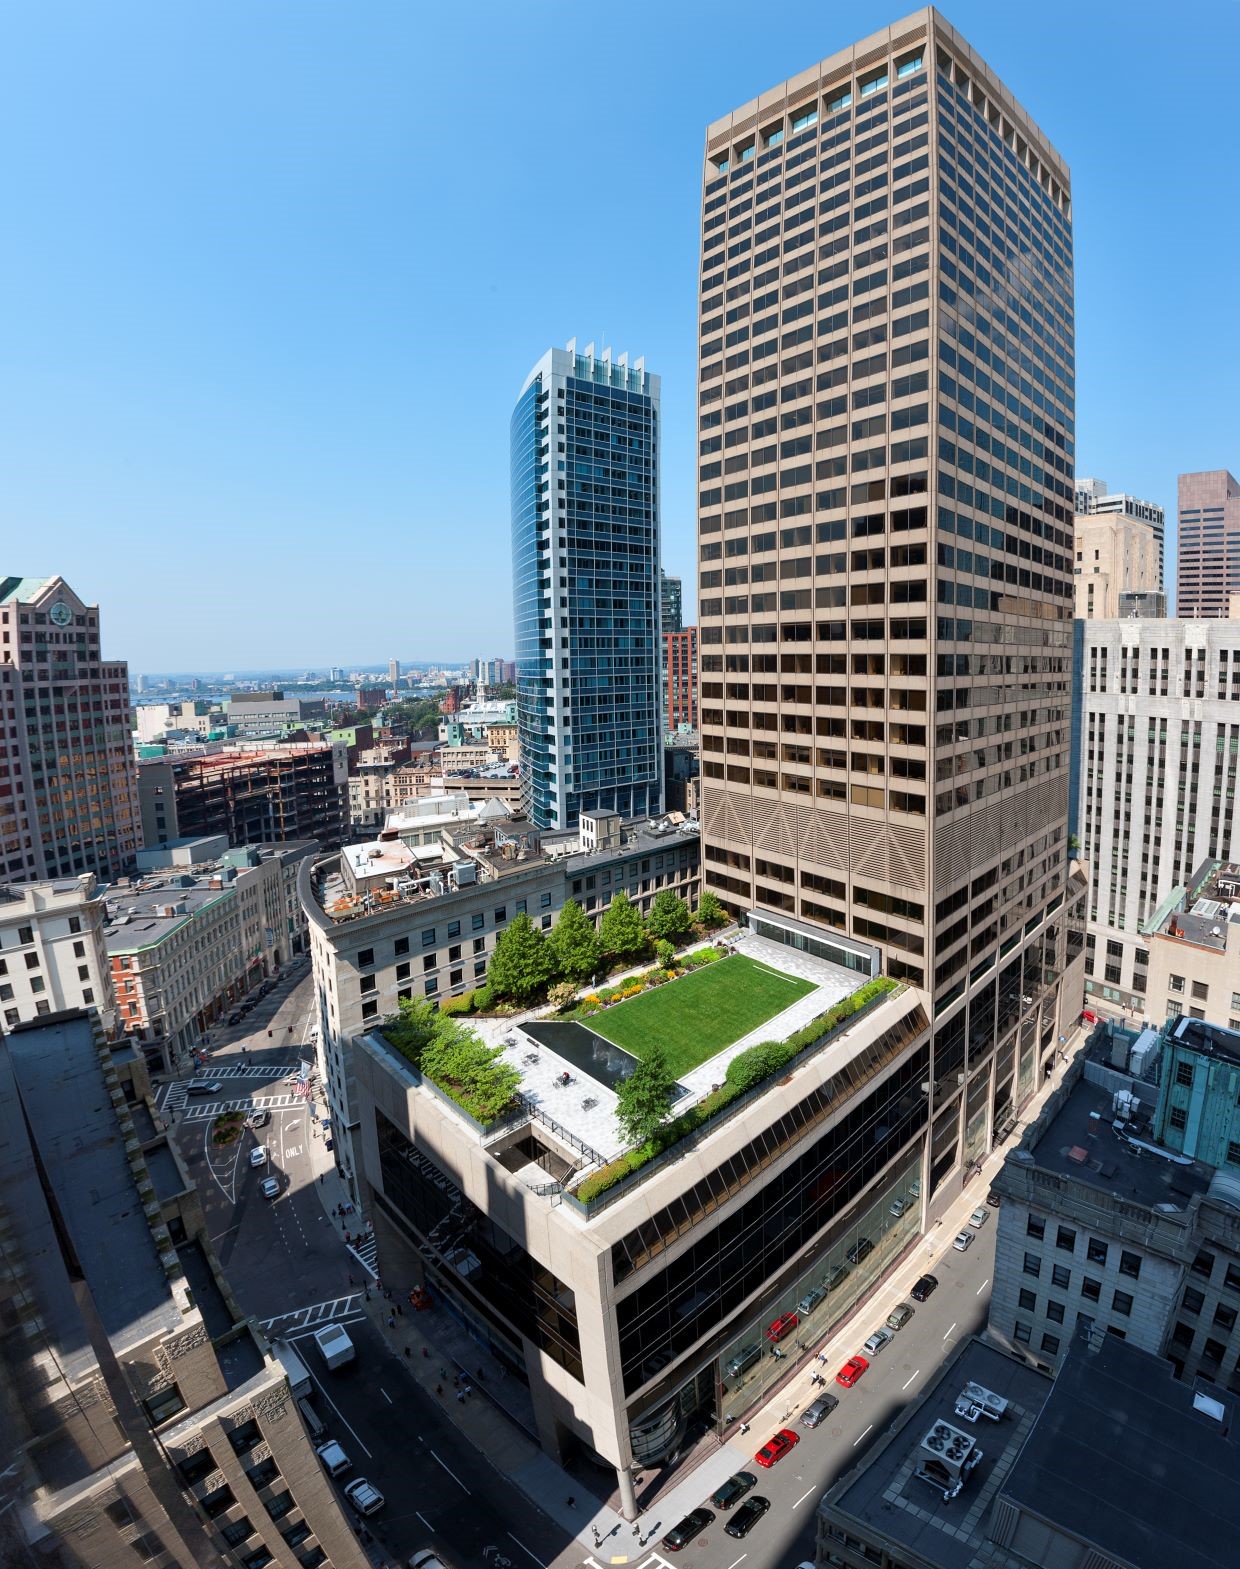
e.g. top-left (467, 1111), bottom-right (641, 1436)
top-left (0, 576), bottom-right (52, 604)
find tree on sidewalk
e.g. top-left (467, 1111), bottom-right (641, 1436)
top-left (598, 890), bottom-right (648, 961)
top-left (695, 889), bottom-right (726, 928)
top-left (486, 912), bottom-right (557, 1003)
top-left (646, 889), bottom-right (691, 945)
top-left (614, 1044), bottom-right (676, 1149)
top-left (549, 898), bottom-right (604, 983)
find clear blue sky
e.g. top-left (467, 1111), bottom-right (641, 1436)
top-left (1, 1), bottom-right (1236, 671)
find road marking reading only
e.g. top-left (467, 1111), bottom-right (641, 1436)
top-left (903, 1370), bottom-right (920, 1390)
top-left (853, 1423), bottom-right (873, 1446)
top-left (429, 1450), bottom-right (470, 1494)
top-left (977, 1277), bottom-right (990, 1295)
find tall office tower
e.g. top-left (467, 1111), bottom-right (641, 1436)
top-left (698, 13), bottom-right (1080, 1158)
top-left (512, 343), bottom-right (663, 829)
top-left (1075, 617), bottom-right (1240, 1017)
top-left (1076, 476), bottom-right (1166, 585)
top-left (1072, 508), bottom-right (1160, 619)
top-left (1178, 469), bottom-right (1240, 618)
top-left (0, 575), bottom-right (140, 883)
top-left (660, 570), bottom-right (683, 635)
top-left (388, 656), bottom-right (400, 687)
top-left (666, 626), bottom-right (699, 729)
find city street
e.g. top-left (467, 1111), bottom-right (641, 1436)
top-left (163, 968), bottom-right (1012, 1569)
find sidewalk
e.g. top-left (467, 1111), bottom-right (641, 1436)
top-left (296, 1014), bottom-right (1088, 1558)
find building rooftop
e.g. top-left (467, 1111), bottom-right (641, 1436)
top-left (1, 1015), bottom-right (177, 1357)
top-left (1017, 1073), bottom-right (1212, 1211)
top-left (824, 1337), bottom-right (1053, 1569)
top-left (1166, 1015), bottom-right (1240, 1069)
top-left (103, 875), bottom-right (233, 951)
top-left (1004, 1334), bottom-right (1240, 1569)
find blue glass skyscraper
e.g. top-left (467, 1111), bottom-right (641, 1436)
top-left (511, 343), bottom-right (663, 830)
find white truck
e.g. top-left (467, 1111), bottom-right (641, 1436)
top-left (272, 1340), bottom-right (312, 1399)
top-left (312, 1323), bottom-right (355, 1370)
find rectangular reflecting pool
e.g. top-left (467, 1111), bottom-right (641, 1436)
top-left (523, 1020), bottom-right (686, 1098)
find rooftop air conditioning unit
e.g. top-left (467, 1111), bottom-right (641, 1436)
top-left (914, 1420), bottom-right (982, 1501)
top-left (953, 1382), bottom-right (1008, 1424)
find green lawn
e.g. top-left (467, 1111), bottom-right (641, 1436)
top-left (587, 954), bottom-right (815, 1077)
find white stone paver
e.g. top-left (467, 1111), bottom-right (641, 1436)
top-left (474, 932), bottom-right (866, 1169)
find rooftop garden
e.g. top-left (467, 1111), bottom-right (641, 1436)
top-left (383, 998), bottom-right (521, 1124)
top-left (583, 952), bottom-right (814, 1078)
top-left (574, 974), bottom-right (900, 1205)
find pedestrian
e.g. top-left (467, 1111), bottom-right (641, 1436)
top-left (267, 1029), bottom-right (273, 1038)
top-left (456, 1390), bottom-right (465, 1404)
top-left (566, 1496), bottom-right (575, 1509)
top-left (395, 1303), bottom-right (403, 1316)
top-left (452, 1373), bottom-right (460, 1388)
top-left (387, 1313), bottom-right (395, 1330)
top-left (421, 1347), bottom-right (430, 1359)
top-left (439, 1366), bottom-right (447, 1379)
top-left (364, 1288), bottom-right (371, 1303)
top-left (476, 1367), bottom-right (485, 1383)
top-left (435, 1384), bottom-right (443, 1396)
top-left (404, 1346), bottom-right (411, 1358)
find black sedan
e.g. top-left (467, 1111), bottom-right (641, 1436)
top-left (661, 1508), bottom-right (715, 1552)
top-left (711, 1470), bottom-right (757, 1510)
top-left (910, 1272), bottom-right (939, 1302)
top-left (723, 1495), bottom-right (771, 1539)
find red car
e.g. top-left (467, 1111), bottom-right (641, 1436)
top-left (764, 1312), bottom-right (799, 1343)
top-left (835, 1355), bottom-right (870, 1388)
top-left (754, 1428), bottom-right (799, 1468)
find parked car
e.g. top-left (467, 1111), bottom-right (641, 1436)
top-left (908, 1178), bottom-right (922, 1197)
top-left (862, 1327), bottom-right (895, 1358)
top-left (796, 1286), bottom-right (826, 1316)
top-left (710, 1471), bottom-right (757, 1511)
top-left (754, 1428), bottom-right (799, 1468)
top-left (725, 1343), bottom-right (764, 1379)
top-left (824, 1263), bottom-right (851, 1291)
top-left (887, 1302), bottom-right (915, 1330)
top-left (249, 1146), bottom-right (268, 1168)
top-left (343, 1478), bottom-right (384, 1516)
top-left (764, 1312), bottom-right (798, 1343)
top-left (801, 1392), bottom-right (839, 1428)
top-left (185, 1081), bottom-right (221, 1095)
top-left (952, 1230), bottom-right (974, 1252)
top-left (835, 1355), bottom-right (869, 1388)
top-left (247, 1109), bottom-right (271, 1129)
top-left (910, 1273), bottom-right (938, 1302)
top-left (986, 1189), bottom-right (1001, 1207)
top-left (968, 1207), bottom-right (989, 1228)
top-left (314, 1440), bottom-right (350, 1477)
top-left (889, 1195), bottom-right (909, 1217)
top-left (723, 1496), bottom-right (771, 1539)
top-left (661, 1508), bottom-right (715, 1552)
top-left (845, 1237), bottom-right (874, 1265)
top-left (227, 1010), bottom-right (243, 1026)
top-left (260, 1176), bottom-right (281, 1200)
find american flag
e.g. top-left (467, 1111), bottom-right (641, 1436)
top-left (293, 1080), bottom-right (313, 1099)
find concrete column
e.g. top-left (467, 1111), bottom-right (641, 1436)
top-left (616, 1463), bottom-right (637, 1521)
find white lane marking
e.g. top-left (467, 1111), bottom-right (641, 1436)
top-left (302, 1366), bottom-right (371, 1458)
top-left (902, 1370), bottom-right (920, 1390)
top-left (380, 1387), bottom-right (392, 1404)
top-left (506, 1536), bottom-right (545, 1567)
top-left (852, 1423), bottom-right (873, 1446)
top-left (943, 1322), bottom-right (957, 1340)
top-left (793, 1486), bottom-right (816, 1508)
top-left (977, 1277), bottom-right (990, 1295)
top-left (416, 1511), bottom-right (434, 1532)
top-left (430, 1450), bottom-right (471, 1494)
top-left (725, 1556), bottom-right (748, 1569)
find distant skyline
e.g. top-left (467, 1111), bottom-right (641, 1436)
top-left (1, 1), bottom-right (1237, 667)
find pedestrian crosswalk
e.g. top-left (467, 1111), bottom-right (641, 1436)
top-left (164, 1082), bottom-right (189, 1113)
top-left (178, 1092), bottom-right (303, 1122)
top-left (208, 1063), bottom-right (300, 1080)
top-left (260, 1295), bottom-right (363, 1338)
top-left (348, 1232), bottom-right (379, 1279)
